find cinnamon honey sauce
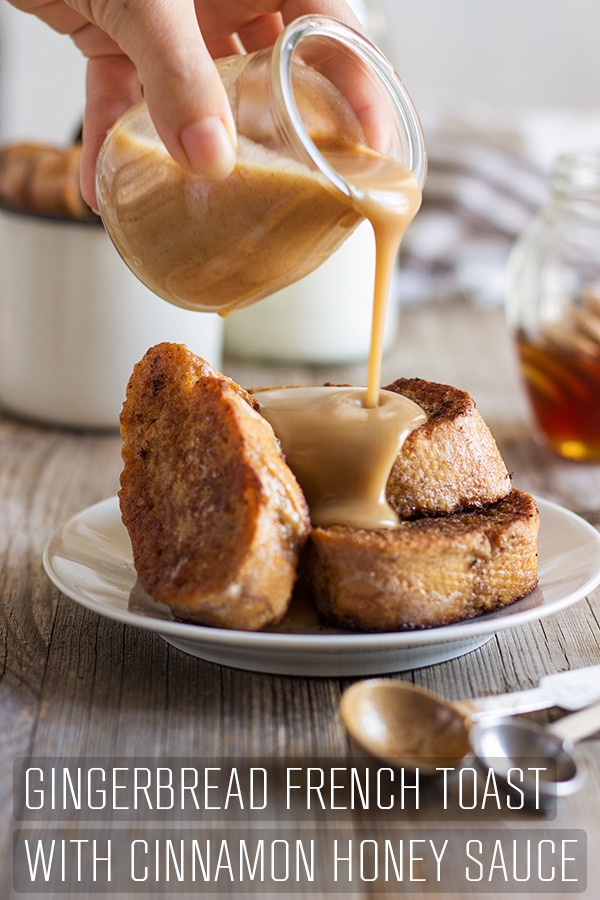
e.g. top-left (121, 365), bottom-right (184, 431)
top-left (321, 147), bottom-right (423, 408)
top-left (255, 386), bottom-right (425, 529)
top-left (256, 148), bottom-right (425, 530)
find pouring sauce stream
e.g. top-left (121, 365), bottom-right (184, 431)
top-left (257, 145), bottom-right (424, 527)
top-left (320, 147), bottom-right (422, 407)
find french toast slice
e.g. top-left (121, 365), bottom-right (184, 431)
top-left (119, 343), bottom-right (311, 630)
top-left (384, 377), bottom-right (512, 519)
top-left (308, 489), bottom-right (539, 631)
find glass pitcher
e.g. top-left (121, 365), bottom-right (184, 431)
top-left (95, 15), bottom-right (426, 315)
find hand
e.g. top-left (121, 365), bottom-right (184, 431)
top-left (9, 0), bottom-right (362, 210)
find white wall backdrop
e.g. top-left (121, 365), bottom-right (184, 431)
top-left (0, 3), bottom-right (86, 143)
top-left (376, 0), bottom-right (599, 112)
top-left (0, 0), bottom-right (598, 141)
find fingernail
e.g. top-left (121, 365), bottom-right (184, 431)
top-left (180, 117), bottom-right (237, 179)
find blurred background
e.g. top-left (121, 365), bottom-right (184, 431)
top-left (2, 0), bottom-right (597, 147)
top-left (377, 0), bottom-right (599, 114)
top-left (1, 0), bottom-right (599, 313)
top-left (0, 0), bottom-right (600, 143)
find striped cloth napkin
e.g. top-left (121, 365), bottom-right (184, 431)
top-left (397, 107), bottom-right (600, 308)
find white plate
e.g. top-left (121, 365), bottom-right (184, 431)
top-left (43, 497), bottom-right (600, 676)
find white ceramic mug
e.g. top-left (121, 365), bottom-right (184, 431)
top-left (0, 211), bottom-right (224, 429)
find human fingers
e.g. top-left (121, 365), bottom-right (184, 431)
top-left (75, 0), bottom-right (238, 182)
top-left (279, 1), bottom-right (394, 155)
top-left (79, 55), bottom-right (142, 210)
top-left (6, 0), bottom-right (89, 35)
top-left (192, 1), bottom-right (363, 55)
top-left (279, 0), bottom-right (363, 32)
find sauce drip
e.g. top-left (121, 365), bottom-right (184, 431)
top-left (319, 147), bottom-right (422, 408)
top-left (253, 148), bottom-right (425, 529)
top-left (256, 386), bottom-right (426, 528)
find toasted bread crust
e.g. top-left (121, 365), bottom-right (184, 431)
top-left (119, 343), bottom-right (311, 630)
top-left (308, 489), bottom-right (539, 632)
top-left (384, 377), bottom-right (512, 519)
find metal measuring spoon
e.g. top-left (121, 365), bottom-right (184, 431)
top-left (469, 700), bottom-right (600, 805)
top-left (340, 668), bottom-right (600, 775)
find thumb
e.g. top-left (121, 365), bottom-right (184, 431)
top-left (129, 2), bottom-right (238, 177)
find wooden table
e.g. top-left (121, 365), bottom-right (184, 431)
top-left (2, 298), bottom-right (599, 899)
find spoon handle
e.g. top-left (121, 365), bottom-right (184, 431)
top-left (548, 700), bottom-right (600, 745)
top-left (461, 664), bottom-right (600, 720)
top-left (460, 686), bottom-right (553, 720)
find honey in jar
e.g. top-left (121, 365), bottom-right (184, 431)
top-left (508, 153), bottom-right (600, 461)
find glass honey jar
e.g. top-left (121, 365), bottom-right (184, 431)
top-left (507, 152), bottom-right (600, 461)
